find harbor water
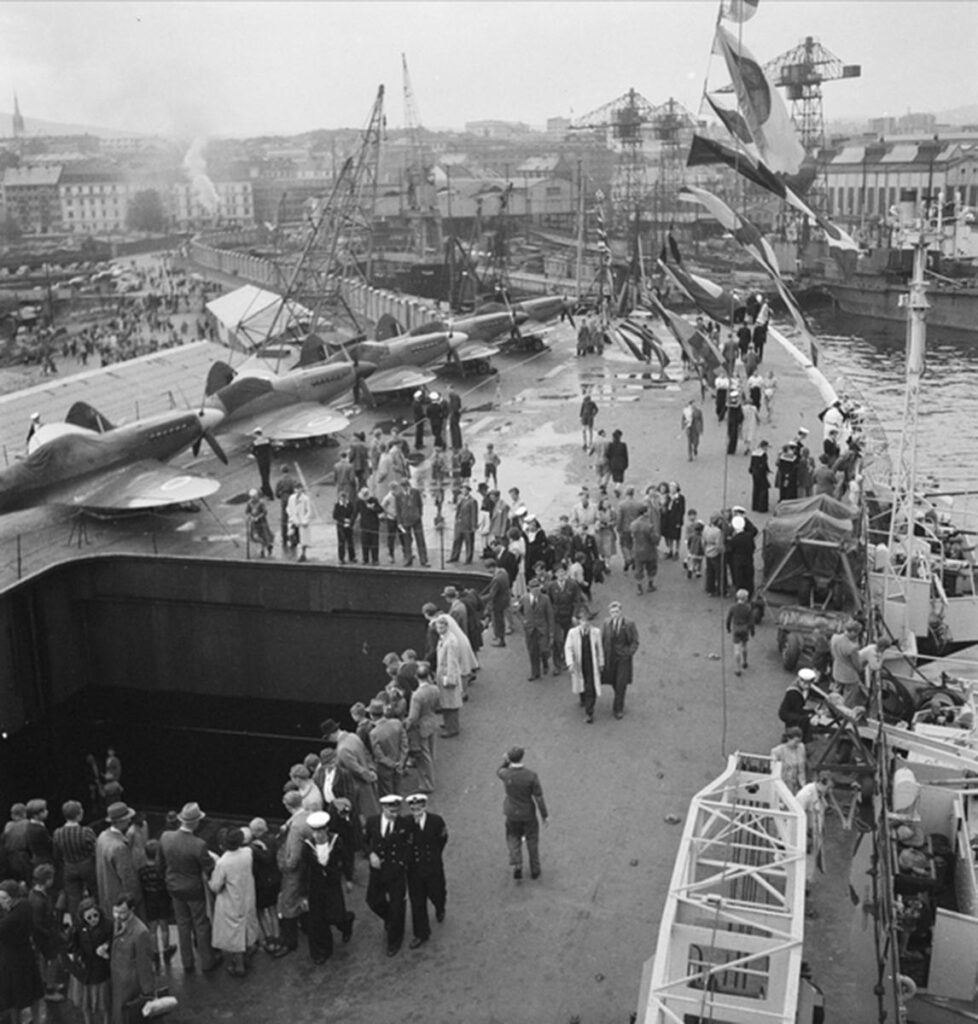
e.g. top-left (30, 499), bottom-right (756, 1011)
top-left (809, 306), bottom-right (978, 490)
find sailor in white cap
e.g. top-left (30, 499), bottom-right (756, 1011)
top-left (404, 793), bottom-right (448, 947)
top-left (26, 411), bottom-right (41, 445)
top-left (778, 667), bottom-right (818, 742)
top-left (366, 795), bottom-right (408, 956)
top-left (249, 426), bottom-right (274, 498)
top-left (302, 810), bottom-right (356, 960)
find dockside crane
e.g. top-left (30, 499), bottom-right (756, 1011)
top-left (401, 53), bottom-right (441, 258)
top-left (570, 89), bottom-right (697, 313)
top-left (265, 85), bottom-right (386, 345)
top-left (765, 36), bottom-right (861, 202)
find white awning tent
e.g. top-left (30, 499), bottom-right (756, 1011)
top-left (205, 284), bottom-right (313, 351)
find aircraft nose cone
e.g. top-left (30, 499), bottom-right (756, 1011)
top-left (197, 407), bottom-right (225, 432)
top-left (448, 331), bottom-right (469, 347)
top-left (354, 360), bottom-right (377, 378)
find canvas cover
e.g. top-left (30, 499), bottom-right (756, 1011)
top-left (205, 285), bottom-right (312, 350)
top-left (762, 494), bottom-right (857, 594)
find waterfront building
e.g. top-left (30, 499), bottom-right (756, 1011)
top-left (823, 134), bottom-right (978, 229)
top-left (1, 164), bottom-right (63, 234)
top-left (59, 164), bottom-right (130, 235)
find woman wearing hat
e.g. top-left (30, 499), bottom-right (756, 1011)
top-left (208, 828), bottom-right (260, 977)
top-left (301, 811), bottom-right (355, 964)
top-left (749, 440), bottom-right (771, 513)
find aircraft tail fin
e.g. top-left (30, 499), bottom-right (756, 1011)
top-left (205, 361), bottom-right (236, 397)
top-left (375, 313), bottom-right (405, 341)
top-left (65, 401), bottom-right (115, 433)
top-left (297, 334), bottom-right (327, 368)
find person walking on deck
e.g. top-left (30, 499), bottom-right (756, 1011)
top-left (600, 601), bottom-right (639, 720)
top-left (497, 747), bottom-right (548, 881)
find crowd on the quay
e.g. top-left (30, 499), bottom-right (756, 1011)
top-left (15, 258), bottom-right (223, 374)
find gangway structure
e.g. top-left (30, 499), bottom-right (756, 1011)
top-left (637, 752), bottom-right (806, 1024)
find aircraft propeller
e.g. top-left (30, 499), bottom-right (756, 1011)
top-left (191, 410), bottom-right (229, 465)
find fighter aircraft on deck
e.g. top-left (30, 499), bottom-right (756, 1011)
top-left (335, 324), bottom-right (473, 396)
top-left (0, 401), bottom-right (226, 515)
top-left (202, 334), bottom-right (375, 443)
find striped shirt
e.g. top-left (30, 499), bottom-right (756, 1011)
top-left (53, 822), bottom-right (97, 864)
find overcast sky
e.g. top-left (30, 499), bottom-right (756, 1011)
top-left (1, 1), bottom-right (975, 138)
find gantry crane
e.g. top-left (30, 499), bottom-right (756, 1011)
top-left (570, 88), bottom-right (655, 236)
top-left (765, 37), bottom-right (860, 202)
top-left (571, 90), bottom-right (697, 311)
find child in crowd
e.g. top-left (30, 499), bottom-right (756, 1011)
top-left (137, 839), bottom-right (174, 966)
top-left (683, 512), bottom-right (705, 579)
top-left (484, 443), bottom-right (501, 488)
top-left (726, 589), bottom-right (755, 676)
top-left (763, 369), bottom-right (778, 423)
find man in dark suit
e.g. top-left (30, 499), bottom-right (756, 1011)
top-left (405, 665), bottom-right (441, 793)
top-left (403, 794), bottom-right (448, 948)
top-left (480, 553), bottom-right (512, 647)
top-left (600, 600), bottom-right (640, 720)
top-left (496, 746), bottom-right (548, 880)
top-left (364, 795), bottom-right (409, 957)
top-left (158, 802), bottom-right (220, 972)
top-left (518, 577), bottom-right (554, 680)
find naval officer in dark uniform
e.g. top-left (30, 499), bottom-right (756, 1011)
top-left (364, 794), bottom-right (409, 956)
top-left (404, 793), bottom-right (448, 948)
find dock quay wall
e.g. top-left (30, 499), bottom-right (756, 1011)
top-left (0, 554), bottom-right (488, 815)
top-left (189, 237), bottom-right (574, 333)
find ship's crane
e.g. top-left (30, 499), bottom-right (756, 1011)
top-left (266, 85), bottom-right (385, 342)
top-left (401, 53), bottom-right (441, 258)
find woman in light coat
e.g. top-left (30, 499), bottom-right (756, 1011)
top-left (208, 828), bottom-right (260, 977)
top-left (286, 482), bottom-right (313, 561)
top-left (435, 617), bottom-right (463, 737)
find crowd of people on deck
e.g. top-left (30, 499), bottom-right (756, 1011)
top-left (2, 288), bottom-right (885, 1014)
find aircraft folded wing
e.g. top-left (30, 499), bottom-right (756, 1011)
top-left (240, 402), bottom-right (350, 442)
top-left (454, 340), bottom-right (499, 362)
top-left (65, 461), bottom-right (221, 510)
top-left (363, 367), bottom-right (438, 395)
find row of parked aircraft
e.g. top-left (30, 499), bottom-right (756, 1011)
top-left (0, 296), bottom-right (570, 515)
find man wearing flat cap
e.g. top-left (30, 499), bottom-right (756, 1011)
top-left (404, 794), bottom-right (448, 948)
top-left (159, 802), bottom-right (221, 973)
top-left (96, 802), bottom-right (144, 920)
top-left (364, 795), bottom-right (409, 956)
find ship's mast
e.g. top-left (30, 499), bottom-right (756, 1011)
top-left (880, 191), bottom-right (933, 642)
